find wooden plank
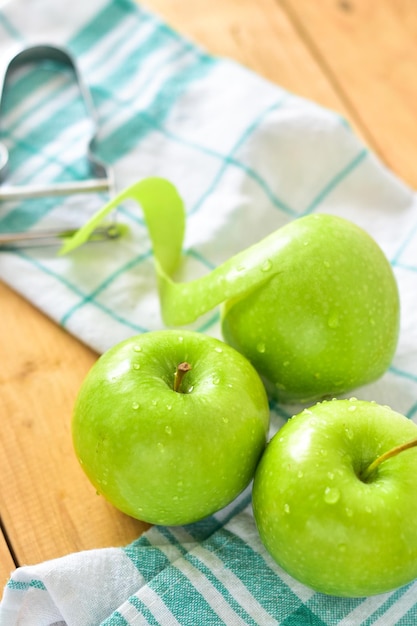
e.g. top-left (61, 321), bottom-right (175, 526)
top-left (141, 0), bottom-right (356, 118)
top-left (279, 0), bottom-right (417, 187)
top-left (0, 281), bottom-right (149, 569)
top-left (0, 530), bottom-right (15, 591)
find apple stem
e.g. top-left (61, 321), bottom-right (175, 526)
top-left (173, 362), bottom-right (192, 393)
top-left (360, 437), bottom-right (417, 482)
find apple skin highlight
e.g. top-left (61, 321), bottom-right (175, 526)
top-left (252, 399), bottom-right (417, 597)
top-left (72, 330), bottom-right (270, 526)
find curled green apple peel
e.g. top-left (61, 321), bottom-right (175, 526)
top-left (61, 177), bottom-right (400, 403)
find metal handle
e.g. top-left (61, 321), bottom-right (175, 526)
top-left (0, 224), bottom-right (122, 249)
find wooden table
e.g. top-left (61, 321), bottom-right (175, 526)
top-left (1, 0), bottom-right (416, 597)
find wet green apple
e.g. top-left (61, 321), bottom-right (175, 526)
top-left (252, 399), bottom-right (417, 597)
top-left (72, 329), bottom-right (270, 525)
top-left (221, 214), bottom-right (400, 404)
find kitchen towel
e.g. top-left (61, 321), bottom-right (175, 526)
top-left (1, 0), bottom-right (417, 624)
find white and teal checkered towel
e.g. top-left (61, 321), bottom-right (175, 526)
top-left (1, 0), bottom-right (417, 624)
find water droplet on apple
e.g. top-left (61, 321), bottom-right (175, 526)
top-left (348, 405), bottom-right (357, 412)
top-left (167, 404), bottom-right (172, 411)
top-left (320, 448), bottom-right (328, 457)
top-left (152, 399), bottom-right (158, 406)
top-left (178, 336), bottom-right (184, 343)
top-left (327, 313), bottom-right (339, 328)
top-left (236, 264), bottom-right (246, 272)
top-left (132, 401), bottom-right (140, 410)
top-left (165, 425), bottom-right (172, 435)
top-left (133, 345), bottom-right (142, 352)
top-left (222, 417), bottom-right (229, 424)
top-left (212, 376), bottom-right (220, 385)
top-left (133, 363), bottom-right (140, 370)
top-left (327, 471), bottom-right (335, 480)
top-left (349, 397), bottom-right (358, 402)
top-left (324, 486), bottom-right (340, 504)
top-left (215, 346), bottom-right (223, 353)
top-left (284, 503), bottom-right (291, 514)
top-left (297, 470), bottom-right (304, 478)
top-left (261, 259), bottom-right (272, 272)
top-left (187, 385), bottom-right (194, 393)
top-left (345, 428), bottom-right (354, 440)
top-left (256, 342), bottom-right (266, 353)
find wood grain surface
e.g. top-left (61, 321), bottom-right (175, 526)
top-left (1, 0), bottom-right (416, 597)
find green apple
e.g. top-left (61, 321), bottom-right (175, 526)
top-left (221, 214), bottom-right (400, 404)
top-left (72, 329), bottom-right (270, 526)
top-left (252, 399), bottom-right (417, 597)
top-left (61, 178), bottom-right (400, 404)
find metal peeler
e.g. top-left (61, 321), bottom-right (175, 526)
top-left (0, 44), bottom-right (120, 249)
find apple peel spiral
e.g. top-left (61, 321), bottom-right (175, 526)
top-left (61, 177), bottom-right (400, 404)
